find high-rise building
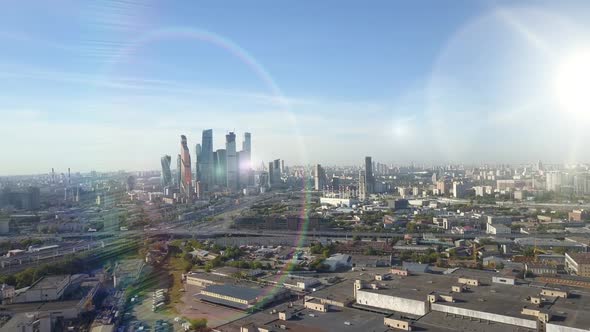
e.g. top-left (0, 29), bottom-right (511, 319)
top-left (242, 132), bottom-right (251, 155)
top-left (546, 171), bottom-right (564, 192)
top-left (574, 173), bottom-right (590, 195)
top-left (239, 132), bottom-right (252, 187)
top-left (160, 155), bottom-right (172, 187)
top-left (176, 154), bottom-right (182, 189)
top-left (200, 129), bottom-right (214, 188)
top-left (268, 161), bottom-right (275, 188)
top-left (126, 175), bottom-right (136, 191)
top-left (365, 156), bottom-right (375, 194)
top-left (314, 164), bottom-right (326, 191)
top-left (272, 159), bottom-right (282, 185)
top-left (214, 149), bottom-right (227, 187)
top-left (180, 135), bottom-right (192, 199)
top-left (358, 171), bottom-right (367, 200)
top-left (226, 132), bottom-right (238, 191)
top-left (195, 144), bottom-right (202, 182)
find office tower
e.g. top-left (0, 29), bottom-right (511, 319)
top-left (226, 132), bottom-right (238, 191)
top-left (358, 171), bottom-right (367, 200)
top-left (242, 132), bottom-right (251, 155)
top-left (176, 154), bottom-right (182, 189)
top-left (431, 172), bottom-right (437, 184)
top-left (160, 155), bottom-right (172, 187)
top-left (201, 129), bottom-right (214, 188)
top-left (574, 173), bottom-right (590, 195)
top-left (271, 159), bottom-right (281, 185)
top-left (180, 135), bottom-right (192, 199)
top-left (239, 132), bottom-right (252, 186)
top-left (546, 171), bottom-right (564, 192)
top-left (268, 161), bottom-right (275, 188)
top-left (280, 160), bottom-right (285, 174)
top-left (51, 168), bottom-right (55, 184)
top-left (68, 168), bottom-right (71, 186)
top-left (195, 144), bottom-right (202, 182)
top-left (314, 164), bottom-right (326, 191)
top-left (214, 149), bottom-right (227, 186)
top-left (364, 156), bottom-right (375, 194)
top-left (126, 175), bottom-right (136, 191)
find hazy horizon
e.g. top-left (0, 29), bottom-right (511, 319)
top-left (3, 0), bottom-right (590, 175)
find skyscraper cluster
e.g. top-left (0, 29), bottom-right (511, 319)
top-left (161, 130), bottom-right (254, 200)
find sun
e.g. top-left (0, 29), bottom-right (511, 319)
top-left (555, 48), bottom-right (590, 117)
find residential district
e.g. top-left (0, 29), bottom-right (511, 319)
top-left (1, 130), bottom-right (590, 332)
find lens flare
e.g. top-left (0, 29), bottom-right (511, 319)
top-left (554, 48), bottom-right (590, 119)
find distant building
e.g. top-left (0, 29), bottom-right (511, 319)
top-left (314, 164), bottom-right (326, 191)
top-left (214, 149), bottom-right (227, 187)
top-left (180, 135), bottom-right (192, 199)
top-left (486, 223), bottom-right (511, 235)
top-left (0, 187), bottom-right (40, 210)
top-left (452, 181), bottom-right (470, 198)
top-left (200, 129), bottom-right (214, 189)
top-left (160, 155), bottom-right (172, 187)
top-left (546, 171), bottom-right (564, 192)
top-left (225, 132), bottom-right (238, 191)
top-left (568, 210), bottom-right (589, 222)
top-left (358, 171), bottom-right (367, 200)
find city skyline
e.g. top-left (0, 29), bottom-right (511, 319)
top-left (3, 1), bottom-right (590, 175)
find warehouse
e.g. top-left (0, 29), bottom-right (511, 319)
top-left (13, 275), bottom-right (71, 303)
top-left (353, 269), bottom-right (590, 332)
top-left (195, 284), bottom-right (289, 311)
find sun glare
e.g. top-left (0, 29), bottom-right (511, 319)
top-left (555, 48), bottom-right (590, 117)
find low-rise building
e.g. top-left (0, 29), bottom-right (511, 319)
top-left (565, 252), bottom-right (590, 277)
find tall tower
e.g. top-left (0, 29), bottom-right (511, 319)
top-left (195, 143), bottom-right (202, 182)
top-left (358, 170), bottom-right (367, 200)
top-left (201, 129), bottom-right (214, 188)
top-left (314, 164), bottom-right (325, 191)
top-left (214, 149), bottom-right (227, 187)
top-left (180, 135), bottom-right (192, 199)
top-left (365, 156), bottom-right (374, 194)
top-left (239, 132), bottom-right (252, 187)
top-left (160, 155), bottom-right (172, 187)
top-left (225, 132), bottom-right (238, 191)
top-left (176, 154), bottom-right (182, 189)
top-left (68, 168), bottom-right (71, 186)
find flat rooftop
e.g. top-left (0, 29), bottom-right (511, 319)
top-left (415, 311), bottom-right (535, 332)
top-left (217, 303), bottom-right (388, 332)
top-left (30, 275), bottom-right (70, 290)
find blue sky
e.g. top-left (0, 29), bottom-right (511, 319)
top-left (2, 0), bottom-right (590, 175)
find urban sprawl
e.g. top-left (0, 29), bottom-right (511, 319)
top-left (1, 129), bottom-right (590, 332)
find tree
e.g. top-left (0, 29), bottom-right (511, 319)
top-left (186, 318), bottom-right (207, 331)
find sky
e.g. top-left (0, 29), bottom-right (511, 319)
top-left (2, 0), bottom-right (590, 175)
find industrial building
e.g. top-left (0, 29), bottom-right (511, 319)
top-left (195, 284), bottom-right (289, 311)
top-left (12, 275), bottom-right (71, 303)
top-left (352, 269), bottom-right (590, 332)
